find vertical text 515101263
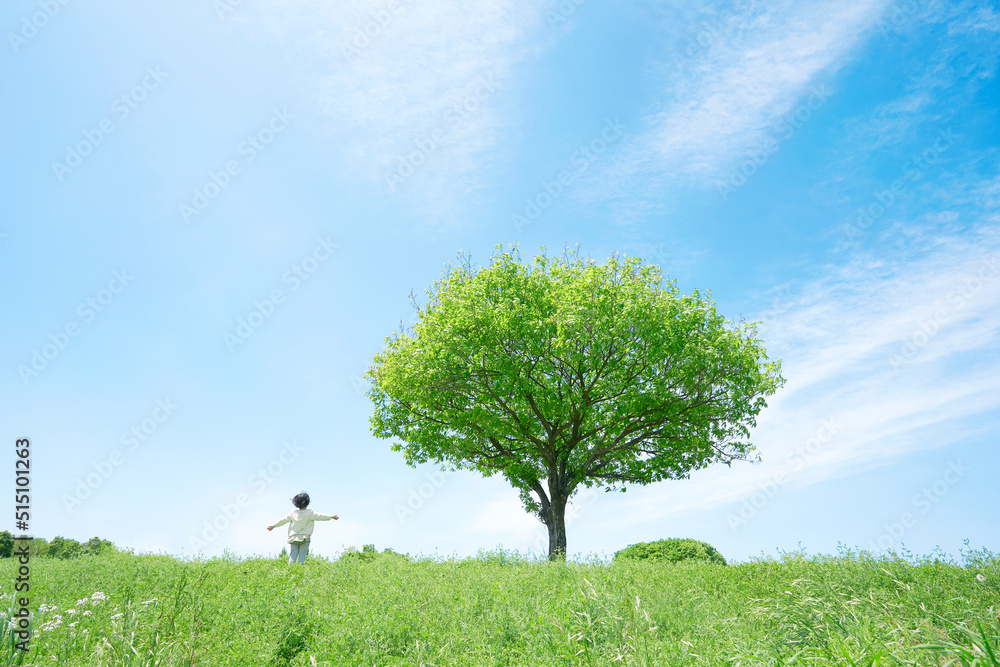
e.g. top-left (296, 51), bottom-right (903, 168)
top-left (15, 439), bottom-right (30, 533)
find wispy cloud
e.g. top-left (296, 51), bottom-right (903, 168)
top-left (833, 0), bottom-right (1000, 173)
top-left (582, 0), bottom-right (889, 222)
top-left (615, 208), bottom-right (1000, 525)
top-left (265, 0), bottom-right (546, 220)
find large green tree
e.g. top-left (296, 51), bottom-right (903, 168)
top-left (368, 247), bottom-right (783, 559)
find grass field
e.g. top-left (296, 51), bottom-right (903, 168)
top-left (2, 546), bottom-right (998, 666)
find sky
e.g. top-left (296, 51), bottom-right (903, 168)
top-left (2, 0), bottom-right (998, 564)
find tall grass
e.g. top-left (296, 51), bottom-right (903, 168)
top-left (1, 545), bottom-right (997, 665)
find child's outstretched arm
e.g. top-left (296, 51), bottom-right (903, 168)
top-left (267, 513), bottom-right (292, 531)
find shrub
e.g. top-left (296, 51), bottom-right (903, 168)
top-left (613, 538), bottom-right (727, 565)
top-left (339, 545), bottom-right (409, 563)
top-left (83, 537), bottom-right (115, 556)
top-left (474, 548), bottom-right (532, 566)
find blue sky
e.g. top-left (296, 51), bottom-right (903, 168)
top-left (2, 0), bottom-right (998, 563)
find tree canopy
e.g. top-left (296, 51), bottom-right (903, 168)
top-left (367, 246), bottom-right (784, 558)
top-left (0, 532), bottom-right (114, 558)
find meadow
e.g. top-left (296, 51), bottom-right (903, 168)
top-left (2, 545), bottom-right (998, 666)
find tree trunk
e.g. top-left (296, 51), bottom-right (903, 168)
top-left (545, 493), bottom-right (568, 561)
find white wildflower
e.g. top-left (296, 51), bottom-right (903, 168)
top-left (40, 615), bottom-right (63, 631)
top-left (978, 574), bottom-right (988, 583)
top-left (141, 598), bottom-right (158, 606)
top-left (82, 610), bottom-right (92, 616)
top-left (90, 592), bottom-right (108, 602)
top-left (65, 608), bottom-right (77, 615)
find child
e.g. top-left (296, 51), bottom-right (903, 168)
top-left (267, 492), bottom-right (339, 565)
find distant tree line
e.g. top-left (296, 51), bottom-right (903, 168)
top-left (0, 532), bottom-right (115, 558)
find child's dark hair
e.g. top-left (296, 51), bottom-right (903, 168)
top-left (292, 492), bottom-right (310, 509)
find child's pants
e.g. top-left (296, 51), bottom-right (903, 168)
top-left (289, 539), bottom-right (310, 565)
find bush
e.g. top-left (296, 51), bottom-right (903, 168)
top-left (613, 538), bottom-right (726, 565)
top-left (338, 545), bottom-right (409, 563)
top-left (83, 537), bottom-right (115, 556)
top-left (473, 548), bottom-right (532, 566)
top-left (48, 536), bottom-right (82, 559)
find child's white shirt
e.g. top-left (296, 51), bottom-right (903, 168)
top-left (271, 508), bottom-right (335, 543)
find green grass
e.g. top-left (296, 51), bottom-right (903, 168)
top-left (2, 546), bottom-right (998, 666)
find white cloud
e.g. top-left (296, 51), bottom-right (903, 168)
top-left (264, 0), bottom-right (546, 219)
top-left (582, 0), bottom-right (888, 222)
top-left (614, 218), bottom-right (1000, 524)
top-left (824, 0), bottom-right (1000, 185)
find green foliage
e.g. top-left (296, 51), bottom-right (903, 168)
top-left (339, 543), bottom-right (378, 562)
top-left (272, 606), bottom-right (315, 666)
top-left (1, 536), bottom-right (114, 559)
top-left (474, 547), bottom-right (533, 566)
top-left (0, 595), bottom-right (30, 665)
top-left (379, 547), bottom-right (411, 562)
top-left (368, 245), bottom-right (784, 557)
top-left (46, 536), bottom-right (65, 558)
top-left (3, 547), bottom-right (998, 665)
top-left (614, 538), bottom-right (727, 566)
top-left (28, 538), bottom-right (47, 557)
top-left (82, 537), bottom-right (114, 556)
top-left (47, 537), bottom-right (83, 559)
top-left (338, 544), bottom-right (411, 563)
top-left (915, 616), bottom-right (1000, 666)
